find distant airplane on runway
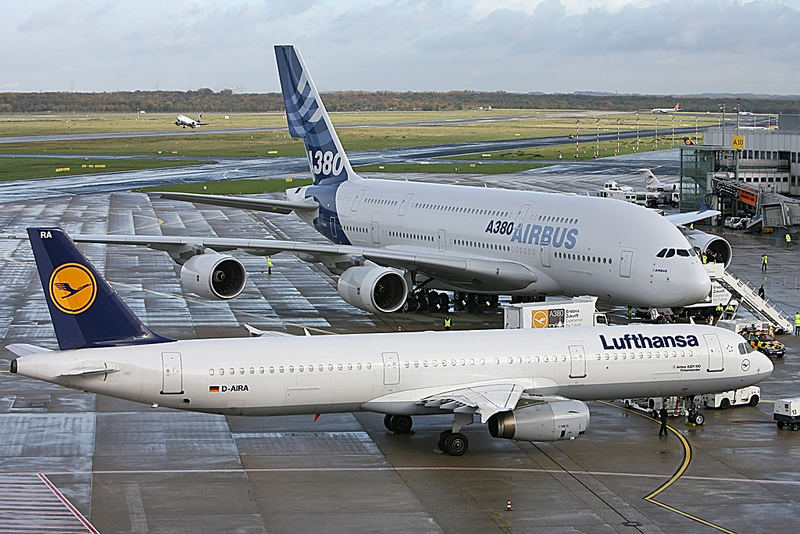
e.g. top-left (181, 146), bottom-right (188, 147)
top-left (175, 112), bottom-right (208, 128)
top-left (8, 227), bottom-right (772, 455)
top-left (27, 46), bottom-right (727, 316)
top-left (651, 103), bottom-right (680, 114)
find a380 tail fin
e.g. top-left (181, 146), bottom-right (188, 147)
top-left (275, 45), bottom-right (359, 186)
top-left (28, 227), bottom-right (172, 351)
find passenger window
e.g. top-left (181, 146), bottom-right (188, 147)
top-left (338, 364), bottom-right (343, 371)
top-left (298, 365), bottom-right (304, 372)
top-left (219, 368), bottom-right (225, 375)
top-left (269, 367), bottom-right (275, 374)
top-left (249, 367), bottom-right (255, 374)
top-left (366, 363), bottom-right (371, 370)
top-left (357, 363), bottom-right (362, 370)
top-left (209, 369), bottom-right (214, 376)
top-left (328, 364), bottom-right (334, 371)
top-left (260, 367), bottom-right (265, 374)
top-left (288, 366), bottom-right (294, 373)
top-left (229, 368), bottom-right (235, 375)
top-left (347, 363), bottom-right (353, 370)
top-left (279, 366), bottom-right (285, 373)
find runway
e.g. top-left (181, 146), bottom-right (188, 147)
top-left (1, 147), bottom-right (799, 533)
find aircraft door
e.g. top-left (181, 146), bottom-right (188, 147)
top-left (704, 334), bottom-right (724, 372)
top-left (371, 220), bottom-right (381, 244)
top-left (351, 188), bottom-right (366, 212)
top-left (161, 352), bottom-right (183, 394)
top-left (568, 345), bottom-right (587, 378)
top-left (438, 230), bottom-right (447, 252)
top-left (330, 216), bottom-right (338, 238)
top-left (382, 352), bottom-right (400, 385)
top-left (619, 249), bottom-right (634, 278)
top-left (398, 193), bottom-right (413, 216)
top-left (541, 245), bottom-right (551, 268)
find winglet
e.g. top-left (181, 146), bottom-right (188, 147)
top-left (27, 227), bottom-right (172, 350)
top-left (274, 45), bottom-right (359, 186)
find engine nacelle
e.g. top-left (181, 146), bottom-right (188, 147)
top-left (337, 264), bottom-right (408, 314)
top-left (180, 253), bottom-right (246, 300)
top-left (488, 400), bottom-right (590, 442)
top-left (683, 229), bottom-right (732, 268)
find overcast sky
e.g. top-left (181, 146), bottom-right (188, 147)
top-left (2, 0), bottom-right (798, 95)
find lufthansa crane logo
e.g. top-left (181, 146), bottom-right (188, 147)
top-left (531, 310), bottom-right (549, 328)
top-left (48, 263), bottom-right (97, 315)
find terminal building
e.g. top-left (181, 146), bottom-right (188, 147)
top-left (680, 115), bottom-right (800, 228)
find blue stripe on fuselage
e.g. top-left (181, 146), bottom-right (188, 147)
top-left (304, 183), bottom-right (350, 245)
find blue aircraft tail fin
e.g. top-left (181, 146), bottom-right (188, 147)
top-left (27, 227), bottom-right (172, 351)
top-left (275, 45), bottom-right (359, 186)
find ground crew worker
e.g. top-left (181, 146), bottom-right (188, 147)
top-left (658, 407), bottom-right (668, 437)
top-left (627, 306), bottom-right (633, 320)
top-left (715, 304), bottom-right (724, 320)
top-left (758, 285), bottom-right (765, 299)
top-left (725, 302), bottom-right (735, 319)
top-left (795, 312), bottom-right (800, 336)
top-left (761, 254), bottom-right (768, 272)
top-left (786, 233), bottom-right (792, 247)
top-left (443, 315), bottom-right (452, 331)
top-left (267, 256), bottom-right (273, 275)
top-left (702, 253), bottom-right (707, 264)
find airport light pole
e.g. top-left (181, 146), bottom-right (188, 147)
top-left (575, 119), bottom-right (580, 158)
top-left (595, 118), bottom-right (600, 158)
top-left (719, 103), bottom-right (726, 145)
top-left (617, 119), bottom-right (621, 155)
top-left (635, 111), bottom-right (639, 152)
top-left (654, 116), bottom-right (658, 150)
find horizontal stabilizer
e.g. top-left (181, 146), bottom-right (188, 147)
top-left (60, 366), bottom-right (120, 377)
top-left (151, 192), bottom-right (318, 214)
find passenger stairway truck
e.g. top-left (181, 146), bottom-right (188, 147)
top-left (503, 296), bottom-right (608, 329)
top-left (706, 263), bottom-right (794, 334)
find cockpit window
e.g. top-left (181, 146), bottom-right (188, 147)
top-left (656, 248), bottom-right (667, 258)
top-left (665, 249), bottom-right (675, 258)
top-left (739, 342), bottom-right (754, 354)
top-left (688, 248), bottom-right (697, 256)
top-left (677, 249), bottom-right (690, 257)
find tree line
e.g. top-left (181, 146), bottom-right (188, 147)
top-left (1, 88), bottom-right (799, 114)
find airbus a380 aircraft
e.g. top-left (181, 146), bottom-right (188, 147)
top-left (48, 46), bottom-right (730, 315)
top-left (8, 228), bottom-right (771, 455)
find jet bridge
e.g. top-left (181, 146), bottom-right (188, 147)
top-left (704, 263), bottom-right (794, 334)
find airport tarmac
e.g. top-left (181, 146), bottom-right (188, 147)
top-left (0, 150), bottom-right (799, 533)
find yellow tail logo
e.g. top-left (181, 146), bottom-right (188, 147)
top-left (48, 263), bottom-right (97, 314)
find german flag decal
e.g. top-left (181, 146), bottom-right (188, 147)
top-left (209, 385), bottom-right (220, 393)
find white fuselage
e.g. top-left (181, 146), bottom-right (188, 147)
top-left (14, 325), bottom-right (771, 418)
top-left (289, 179), bottom-right (710, 307)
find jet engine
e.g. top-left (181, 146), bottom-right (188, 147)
top-left (682, 229), bottom-right (732, 268)
top-left (487, 399), bottom-right (589, 442)
top-left (337, 264), bottom-right (408, 314)
top-left (180, 253), bottom-right (246, 299)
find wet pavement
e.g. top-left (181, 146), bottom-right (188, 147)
top-left (0, 148), bottom-right (799, 533)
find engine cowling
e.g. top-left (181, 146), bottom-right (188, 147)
top-left (488, 400), bottom-right (590, 442)
top-left (337, 264), bottom-right (408, 314)
top-left (180, 253), bottom-right (246, 299)
top-left (683, 229), bottom-right (732, 268)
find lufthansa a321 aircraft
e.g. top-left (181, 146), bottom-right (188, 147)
top-left (9, 228), bottom-right (771, 455)
top-left (53, 45), bottom-right (730, 315)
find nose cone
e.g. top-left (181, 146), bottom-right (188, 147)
top-left (753, 351), bottom-right (774, 380)
top-left (674, 264), bottom-right (711, 306)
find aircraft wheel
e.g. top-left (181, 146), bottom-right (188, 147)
top-left (384, 414), bottom-right (395, 431)
top-left (438, 430), bottom-right (452, 451)
top-left (443, 433), bottom-right (468, 456)
top-left (416, 294), bottom-right (429, 313)
top-left (777, 421), bottom-right (784, 429)
top-left (438, 292), bottom-right (450, 312)
top-left (791, 423), bottom-right (799, 431)
top-left (390, 415), bottom-right (413, 434)
top-left (692, 413), bottom-right (705, 425)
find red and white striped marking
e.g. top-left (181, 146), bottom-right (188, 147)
top-left (0, 473), bottom-right (98, 533)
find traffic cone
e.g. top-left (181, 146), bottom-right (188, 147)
top-left (505, 499), bottom-right (513, 511)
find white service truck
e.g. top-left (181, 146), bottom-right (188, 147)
top-left (774, 398), bottom-right (800, 431)
top-left (703, 386), bottom-right (761, 409)
top-left (504, 296), bottom-right (608, 329)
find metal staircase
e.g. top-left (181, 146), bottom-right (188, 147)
top-left (707, 264), bottom-right (794, 333)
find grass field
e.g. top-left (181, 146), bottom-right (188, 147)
top-left (0, 109), bottom-right (542, 137)
top-left (0, 113), bottom-right (716, 158)
top-left (0, 156), bottom-right (209, 181)
top-left (449, 134), bottom-right (705, 161)
top-left (137, 177), bottom-right (312, 194)
top-left (355, 162), bottom-right (549, 174)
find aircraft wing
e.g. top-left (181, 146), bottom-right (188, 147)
top-left (665, 210), bottom-right (721, 227)
top-left (363, 379), bottom-right (534, 423)
top-left (150, 192), bottom-right (319, 214)
top-left (27, 234), bottom-right (536, 292)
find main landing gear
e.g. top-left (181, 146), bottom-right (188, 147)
top-left (384, 413), bottom-right (473, 456)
